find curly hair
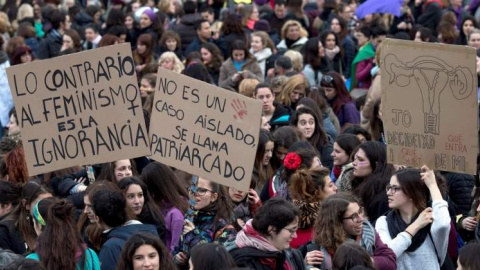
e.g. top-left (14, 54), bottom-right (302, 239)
top-left (5, 145), bottom-right (29, 184)
top-left (280, 20), bottom-right (308, 40)
top-left (314, 193), bottom-right (359, 251)
top-left (289, 166), bottom-right (331, 202)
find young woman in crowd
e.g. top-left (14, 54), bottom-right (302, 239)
top-left (173, 177), bottom-right (236, 268)
top-left (302, 37), bottom-right (332, 87)
top-left (117, 177), bottom-right (166, 240)
top-left (375, 167), bottom-right (451, 270)
top-left (140, 162), bottom-right (188, 252)
top-left (0, 181), bottom-right (51, 254)
top-left (138, 9), bottom-right (162, 47)
top-left (254, 83), bottom-right (291, 132)
top-left (250, 31), bottom-right (276, 78)
top-left (27, 198), bottom-right (100, 270)
top-left (218, 40), bottom-right (263, 91)
top-left (252, 129), bottom-right (275, 192)
top-left (189, 243), bottom-right (236, 270)
top-left (331, 134), bottom-right (361, 188)
top-left (139, 73), bottom-right (156, 106)
top-left (77, 181), bottom-right (119, 252)
top-left (455, 16), bottom-right (478, 45)
top-left (332, 242), bottom-right (376, 270)
top-left (269, 126), bottom-right (300, 172)
top-left (228, 197), bottom-right (305, 269)
top-left (201, 42), bottom-right (224, 85)
top-left (158, 51), bottom-right (184, 73)
top-left (228, 178), bottom-right (262, 230)
top-left (116, 232), bottom-right (176, 270)
top-left (350, 142), bottom-right (395, 223)
top-left (97, 159), bottom-right (136, 183)
top-left (301, 193), bottom-right (396, 270)
top-left (133, 34), bottom-right (155, 75)
top-left (92, 189), bottom-right (158, 270)
top-left (320, 72), bottom-right (360, 129)
top-left (61, 29), bottom-right (82, 52)
top-left (329, 15), bottom-right (355, 79)
top-left (158, 30), bottom-right (183, 60)
top-left (10, 45), bottom-right (34, 65)
top-left (296, 97), bottom-right (337, 141)
top-left (277, 74), bottom-right (309, 110)
top-left (320, 30), bottom-right (346, 78)
top-left (263, 141), bottom-right (321, 201)
top-left (457, 243), bottom-right (480, 270)
top-left (0, 181), bottom-right (21, 220)
top-left (277, 20), bottom-right (308, 52)
top-left (290, 106), bottom-right (334, 170)
top-left (468, 29), bottom-right (480, 50)
top-left (289, 167), bottom-right (337, 248)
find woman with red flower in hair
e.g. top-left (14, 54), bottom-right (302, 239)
top-left (262, 141), bottom-right (322, 202)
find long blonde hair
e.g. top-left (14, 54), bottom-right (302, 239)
top-left (276, 74), bottom-right (309, 107)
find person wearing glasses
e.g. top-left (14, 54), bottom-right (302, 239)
top-left (228, 197), bottom-right (306, 270)
top-left (173, 178), bottom-right (236, 269)
top-left (350, 142), bottom-right (395, 223)
top-left (320, 72), bottom-right (360, 129)
top-left (300, 193), bottom-right (396, 270)
top-left (375, 166), bottom-right (451, 270)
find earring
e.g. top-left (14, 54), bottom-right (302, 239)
top-left (26, 215), bottom-right (30, 220)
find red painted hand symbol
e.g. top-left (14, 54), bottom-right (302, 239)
top-left (232, 98), bottom-right (248, 120)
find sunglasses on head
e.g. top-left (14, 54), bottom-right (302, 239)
top-left (321, 75), bottom-right (334, 84)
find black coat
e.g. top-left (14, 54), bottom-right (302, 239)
top-left (442, 172), bottom-right (475, 216)
top-left (230, 246), bottom-right (305, 270)
top-left (36, 30), bottom-right (63, 59)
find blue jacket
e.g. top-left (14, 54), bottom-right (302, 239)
top-left (27, 248), bottom-right (100, 270)
top-left (99, 221), bottom-right (158, 270)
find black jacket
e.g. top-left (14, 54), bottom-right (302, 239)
top-left (270, 102), bottom-right (292, 132)
top-left (174, 14), bottom-right (202, 53)
top-left (36, 30), bottom-right (63, 59)
top-left (442, 172), bottom-right (475, 216)
top-left (230, 246), bottom-right (305, 270)
top-left (0, 219), bottom-right (26, 255)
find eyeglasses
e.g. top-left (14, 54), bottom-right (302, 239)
top-left (343, 207), bottom-right (364, 223)
top-left (282, 227), bottom-right (298, 235)
top-left (386, 184), bottom-right (402, 194)
top-left (188, 187), bottom-right (215, 196)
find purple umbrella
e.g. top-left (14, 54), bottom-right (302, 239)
top-left (355, 0), bottom-right (404, 19)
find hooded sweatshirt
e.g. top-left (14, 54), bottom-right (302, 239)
top-left (99, 221), bottom-right (158, 270)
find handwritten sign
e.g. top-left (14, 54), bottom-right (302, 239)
top-left (7, 43), bottom-right (150, 175)
top-left (381, 39), bottom-right (478, 174)
top-left (149, 68), bottom-right (262, 191)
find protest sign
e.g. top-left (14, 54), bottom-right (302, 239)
top-left (381, 39), bottom-right (478, 174)
top-left (7, 43), bottom-right (150, 176)
top-left (149, 68), bottom-right (262, 191)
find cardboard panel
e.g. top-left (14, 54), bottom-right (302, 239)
top-left (7, 43), bottom-right (150, 175)
top-left (381, 39), bottom-right (478, 174)
top-left (149, 68), bottom-right (262, 191)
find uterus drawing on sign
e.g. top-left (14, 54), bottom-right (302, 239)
top-left (384, 54), bottom-right (474, 135)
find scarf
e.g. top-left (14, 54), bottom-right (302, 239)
top-left (236, 220), bottom-right (293, 270)
top-left (233, 60), bottom-right (246, 72)
top-left (386, 210), bottom-right (430, 252)
top-left (333, 166), bottom-right (342, 180)
top-left (358, 220), bottom-right (376, 255)
top-left (350, 42), bottom-right (375, 89)
top-left (325, 46), bottom-right (340, 61)
top-left (285, 37), bottom-right (299, 49)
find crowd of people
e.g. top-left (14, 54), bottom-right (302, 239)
top-left (2, 0), bottom-right (480, 269)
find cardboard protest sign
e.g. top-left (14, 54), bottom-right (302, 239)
top-left (7, 43), bottom-right (150, 176)
top-left (381, 39), bottom-right (478, 174)
top-left (149, 68), bottom-right (262, 191)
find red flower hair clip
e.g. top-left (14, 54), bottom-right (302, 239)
top-left (284, 152), bottom-right (302, 170)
